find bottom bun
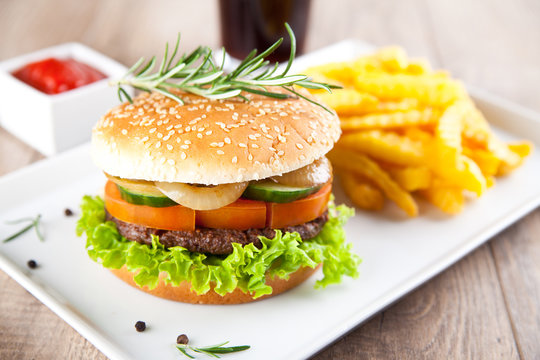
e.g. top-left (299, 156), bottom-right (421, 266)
top-left (110, 264), bottom-right (321, 305)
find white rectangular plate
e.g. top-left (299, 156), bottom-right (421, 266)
top-left (1, 40), bottom-right (539, 360)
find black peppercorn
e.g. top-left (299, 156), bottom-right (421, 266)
top-left (176, 334), bottom-right (189, 345)
top-left (135, 321), bottom-right (146, 332)
top-left (64, 208), bottom-right (73, 216)
top-left (27, 260), bottom-right (37, 269)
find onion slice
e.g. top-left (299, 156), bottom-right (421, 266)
top-left (272, 156), bottom-right (333, 188)
top-left (154, 181), bottom-right (248, 210)
top-left (105, 173), bottom-right (164, 197)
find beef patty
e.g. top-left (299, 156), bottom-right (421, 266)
top-left (106, 211), bottom-right (329, 255)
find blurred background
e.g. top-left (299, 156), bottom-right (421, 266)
top-left (2, 0), bottom-right (539, 108)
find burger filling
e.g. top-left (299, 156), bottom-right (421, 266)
top-left (106, 210), bottom-right (328, 255)
top-left (78, 156), bottom-right (361, 298)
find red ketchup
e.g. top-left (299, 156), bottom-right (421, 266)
top-left (12, 57), bottom-right (106, 94)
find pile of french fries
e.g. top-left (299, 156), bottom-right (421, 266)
top-left (305, 47), bottom-right (532, 216)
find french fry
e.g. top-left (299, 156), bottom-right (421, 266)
top-left (339, 172), bottom-right (385, 211)
top-left (508, 141), bottom-right (533, 158)
top-left (337, 130), bottom-right (425, 166)
top-left (486, 176), bottom-right (496, 188)
top-left (340, 108), bottom-right (438, 131)
top-left (318, 89), bottom-right (378, 116)
top-left (419, 185), bottom-right (464, 215)
top-left (374, 46), bottom-right (408, 73)
top-left (328, 147), bottom-right (418, 216)
top-left (406, 58), bottom-right (432, 75)
top-left (462, 103), bottom-right (492, 147)
top-left (376, 98), bottom-right (420, 112)
top-left (463, 147), bottom-right (500, 176)
top-left (305, 59), bottom-right (378, 86)
top-left (427, 101), bottom-right (487, 196)
top-left (403, 128), bottom-right (433, 143)
top-left (304, 47), bottom-right (532, 217)
top-left (354, 73), bottom-right (465, 106)
top-left (385, 165), bottom-right (432, 191)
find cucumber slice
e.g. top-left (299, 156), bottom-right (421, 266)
top-left (242, 181), bottom-right (320, 203)
top-left (116, 185), bottom-right (177, 207)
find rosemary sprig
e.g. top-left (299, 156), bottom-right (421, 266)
top-left (176, 341), bottom-right (250, 359)
top-left (111, 23), bottom-right (340, 113)
top-left (2, 214), bottom-right (44, 243)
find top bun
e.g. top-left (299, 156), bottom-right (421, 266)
top-left (91, 89), bottom-right (340, 185)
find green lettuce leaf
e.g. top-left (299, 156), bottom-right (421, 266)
top-left (77, 195), bottom-right (361, 299)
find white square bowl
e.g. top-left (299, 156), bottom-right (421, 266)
top-left (0, 42), bottom-right (133, 156)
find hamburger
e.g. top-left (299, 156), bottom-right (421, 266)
top-left (77, 88), bottom-right (360, 304)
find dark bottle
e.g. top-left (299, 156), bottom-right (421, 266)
top-left (219, 0), bottom-right (311, 62)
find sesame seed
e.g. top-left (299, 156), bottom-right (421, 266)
top-left (155, 141), bottom-right (161, 148)
top-left (180, 152), bottom-right (187, 160)
top-left (277, 150), bottom-right (284, 156)
top-left (181, 145), bottom-right (189, 149)
top-left (184, 140), bottom-right (191, 145)
top-left (163, 135), bottom-right (170, 141)
top-left (224, 137), bottom-right (231, 144)
top-left (149, 128), bottom-right (156, 133)
top-left (251, 143), bottom-right (259, 148)
top-left (167, 144), bottom-right (173, 150)
top-left (296, 143), bottom-right (304, 149)
top-left (206, 130), bottom-right (213, 135)
top-left (279, 112), bottom-right (288, 117)
top-left (248, 134), bottom-right (257, 140)
top-left (248, 154), bottom-right (253, 161)
top-left (167, 159), bottom-right (175, 165)
top-left (232, 156), bottom-right (238, 164)
top-left (197, 133), bottom-right (203, 139)
top-left (166, 125), bottom-right (173, 131)
top-left (238, 143), bottom-right (247, 148)
top-left (217, 150), bottom-right (225, 155)
top-left (160, 157), bottom-right (166, 164)
top-left (121, 129), bottom-right (128, 135)
top-left (299, 155), bottom-right (306, 161)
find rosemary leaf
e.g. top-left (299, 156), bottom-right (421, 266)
top-left (2, 214), bottom-right (43, 243)
top-left (2, 223), bottom-right (34, 243)
top-left (112, 23), bottom-right (339, 112)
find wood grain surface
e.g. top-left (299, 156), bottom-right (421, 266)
top-left (0, 0), bottom-right (539, 359)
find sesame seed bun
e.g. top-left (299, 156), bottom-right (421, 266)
top-left (110, 264), bottom-right (320, 304)
top-left (91, 89), bottom-right (340, 184)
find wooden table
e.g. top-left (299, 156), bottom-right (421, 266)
top-left (1, 1), bottom-right (539, 359)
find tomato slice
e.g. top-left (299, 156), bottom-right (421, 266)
top-left (266, 183), bottom-right (331, 228)
top-left (196, 199), bottom-right (266, 230)
top-left (104, 181), bottom-right (195, 231)
top-left (104, 180), bottom-right (332, 231)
